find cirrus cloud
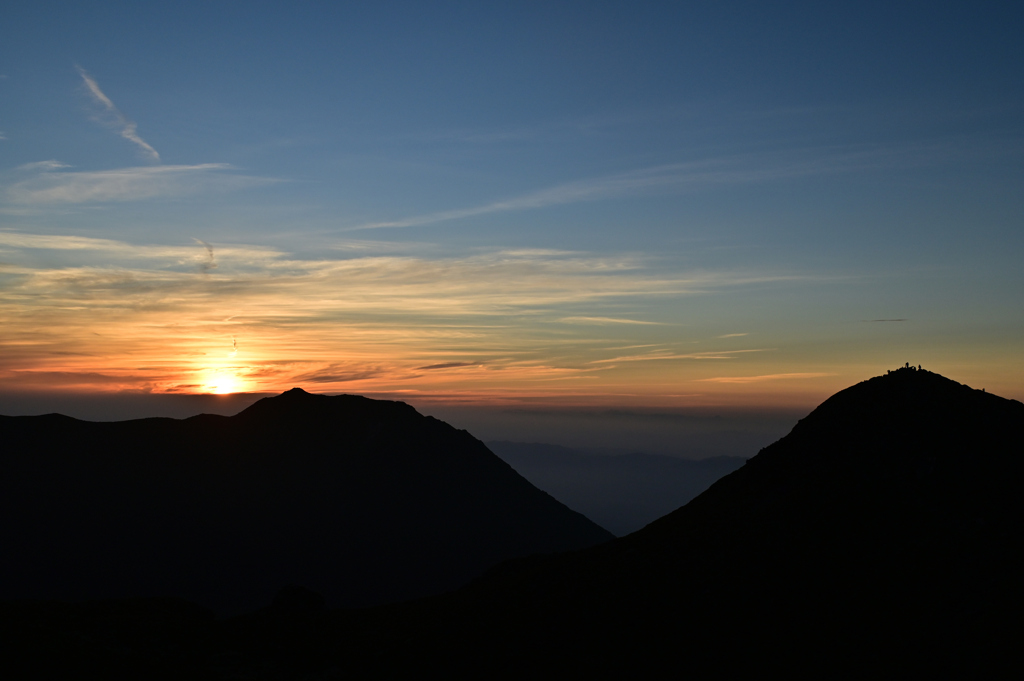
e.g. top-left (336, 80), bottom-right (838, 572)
top-left (699, 373), bottom-right (834, 383)
top-left (5, 163), bottom-right (275, 204)
top-left (76, 65), bottom-right (161, 163)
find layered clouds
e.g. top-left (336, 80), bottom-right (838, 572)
top-left (0, 231), bottom-right (822, 402)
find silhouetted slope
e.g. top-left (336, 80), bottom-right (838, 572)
top-left (0, 389), bottom-right (612, 614)
top-left (3, 370), bottom-right (1020, 678)
top-left (488, 441), bottom-right (746, 535)
top-left (322, 368), bottom-right (1023, 674)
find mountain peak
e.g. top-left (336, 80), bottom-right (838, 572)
top-left (358, 369), bottom-right (1023, 673)
top-left (234, 387), bottom-right (420, 424)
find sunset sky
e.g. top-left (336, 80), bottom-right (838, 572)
top-left (1, 2), bottom-right (1022, 436)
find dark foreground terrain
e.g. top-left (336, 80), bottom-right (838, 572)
top-left (2, 368), bottom-right (1021, 678)
top-left (0, 389), bottom-right (611, 614)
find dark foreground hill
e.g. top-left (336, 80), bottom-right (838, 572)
top-left (0, 389), bottom-right (612, 614)
top-left (395, 367), bottom-right (1019, 675)
top-left (2, 368), bottom-right (1021, 678)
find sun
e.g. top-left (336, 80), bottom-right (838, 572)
top-left (202, 369), bottom-right (249, 395)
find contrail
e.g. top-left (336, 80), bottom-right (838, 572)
top-left (75, 65), bottom-right (161, 163)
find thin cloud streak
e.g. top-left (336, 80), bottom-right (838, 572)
top-left (76, 65), bottom-right (161, 163)
top-left (16, 161), bottom-right (72, 172)
top-left (592, 349), bottom-right (771, 364)
top-left (5, 164), bottom-right (273, 204)
top-left (560, 316), bottom-right (663, 325)
top-left (417, 362), bottom-right (479, 370)
top-left (699, 373), bottom-right (834, 384)
top-left (350, 150), bottom-right (889, 231)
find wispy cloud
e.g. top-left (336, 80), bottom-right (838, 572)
top-left (5, 163), bottom-right (272, 204)
top-left (863, 318), bottom-right (908, 322)
top-left (16, 160), bottom-right (72, 172)
top-left (592, 349), bottom-right (771, 364)
top-left (76, 65), bottom-right (160, 163)
top-left (417, 362), bottom-right (479, 371)
top-left (350, 151), bottom-right (882, 231)
top-left (560, 316), bottom-right (663, 325)
top-left (699, 373), bottom-right (834, 383)
top-left (288, 365), bottom-right (386, 383)
top-left (717, 332), bottom-right (749, 338)
top-left (194, 239), bottom-right (216, 273)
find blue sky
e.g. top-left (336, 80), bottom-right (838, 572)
top-left (1, 1), bottom-right (1022, 419)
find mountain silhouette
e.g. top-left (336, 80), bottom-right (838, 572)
top-left (2, 369), bottom-right (1020, 677)
top-left (0, 389), bottom-right (612, 614)
top-left (315, 367), bottom-right (1023, 675)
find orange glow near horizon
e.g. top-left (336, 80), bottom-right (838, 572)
top-left (1, 232), bottom-right (1021, 407)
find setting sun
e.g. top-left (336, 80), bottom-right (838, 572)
top-left (202, 370), bottom-right (249, 395)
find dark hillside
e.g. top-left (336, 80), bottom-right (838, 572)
top-left (0, 389), bottom-right (612, 615)
top-left (2, 369), bottom-right (1020, 677)
top-left (323, 367), bottom-right (1023, 675)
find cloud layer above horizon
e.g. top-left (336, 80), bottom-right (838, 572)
top-left (0, 230), bottom-right (832, 403)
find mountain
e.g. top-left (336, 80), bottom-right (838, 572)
top-left (318, 367), bottom-right (1023, 675)
top-left (488, 441), bottom-right (746, 535)
top-left (0, 389), bottom-right (612, 614)
top-left (2, 368), bottom-right (1020, 677)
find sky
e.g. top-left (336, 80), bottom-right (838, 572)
top-left (1, 1), bottom-right (1022, 447)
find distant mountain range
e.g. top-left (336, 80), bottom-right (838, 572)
top-left (487, 441), bottom-right (746, 535)
top-left (1, 368), bottom-right (1020, 677)
top-left (0, 388), bottom-right (611, 614)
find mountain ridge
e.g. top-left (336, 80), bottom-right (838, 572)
top-left (0, 389), bottom-right (612, 615)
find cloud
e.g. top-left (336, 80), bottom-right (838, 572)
top-left (76, 65), bottom-right (160, 163)
top-left (6, 370), bottom-right (154, 386)
top-left (591, 349), bottom-right (771, 364)
top-left (194, 239), bottom-right (216, 273)
top-left (16, 160), bottom-right (72, 172)
top-left (288, 365), bottom-right (387, 383)
top-left (863, 319), bottom-right (908, 322)
top-left (0, 231), bottom-right (810, 395)
top-left (699, 373), bottom-right (834, 384)
top-left (560, 316), bottom-right (663, 325)
top-left (5, 163), bottom-right (272, 204)
top-left (717, 333), bottom-right (749, 338)
top-left (350, 151), bottom-right (882, 231)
